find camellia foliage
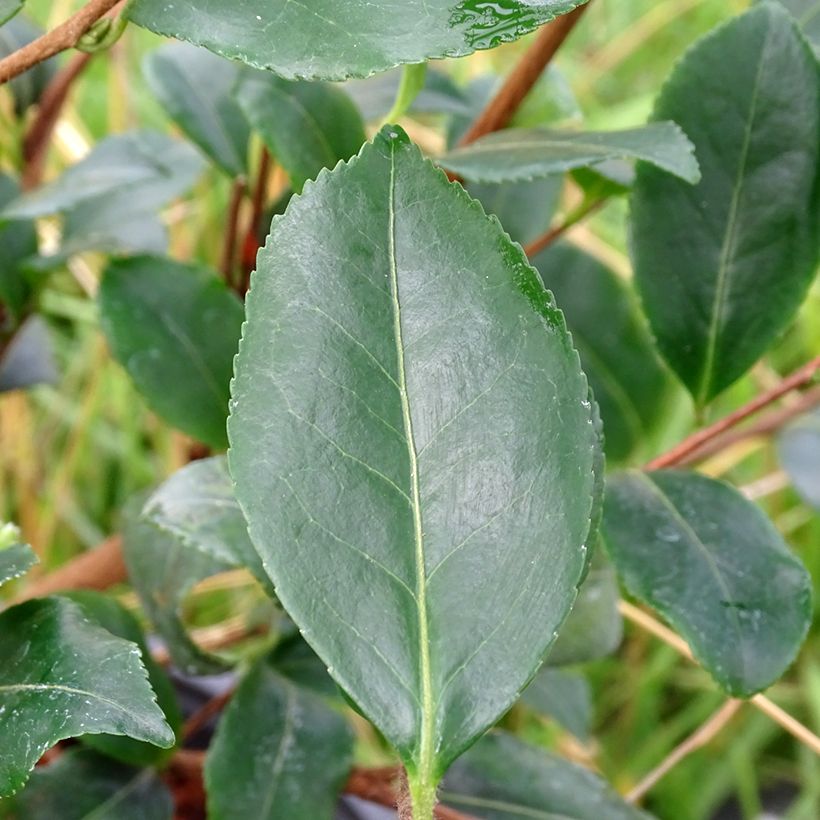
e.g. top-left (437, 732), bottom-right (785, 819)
top-left (0, 1), bottom-right (819, 818)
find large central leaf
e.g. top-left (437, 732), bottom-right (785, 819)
top-left (127, 0), bottom-right (586, 81)
top-left (229, 127), bottom-right (598, 797)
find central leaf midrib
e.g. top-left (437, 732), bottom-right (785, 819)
top-left (386, 140), bottom-right (435, 781)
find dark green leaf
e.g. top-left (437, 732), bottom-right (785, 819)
top-left (144, 42), bottom-right (250, 177)
top-left (63, 591), bottom-right (181, 767)
top-left (204, 660), bottom-right (353, 820)
top-left (778, 410), bottom-right (820, 509)
top-left (122, 496), bottom-right (233, 675)
top-left (127, 0), bottom-right (586, 82)
top-left (548, 555), bottom-right (623, 666)
top-left (0, 748), bottom-right (173, 820)
top-left (0, 597), bottom-right (174, 797)
top-left (99, 256), bottom-right (244, 449)
top-left (235, 71), bottom-right (366, 191)
top-left (522, 668), bottom-right (592, 741)
top-left (631, 3), bottom-right (820, 405)
top-left (0, 131), bottom-right (204, 221)
top-left (0, 174), bottom-right (37, 319)
top-left (440, 731), bottom-right (650, 819)
top-left (533, 243), bottom-right (673, 463)
top-left (140, 456), bottom-right (272, 594)
top-left (0, 1), bottom-right (23, 26)
top-left (777, 0), bottom-right (820, 54)
top-left (0, 318), bottom-right (58, 394)
top-left (0, 542), bottom-right (37, 587)
top-left (440, 123), bottom-right (699, 184)
top-left (0, 17), bottom-right (57, 115)
top-left (603, 470), bottom-right (812, 696)
top-left (468, 176), bottom-right (562, 247)
top-left (229, 126), bottom-right (599, 798)
top-left (269, 633), bottom-right (339, 699)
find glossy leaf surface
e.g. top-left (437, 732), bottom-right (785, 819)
top-left (440, 732), bottom-right (649, 819)
top-left (533, 243), bottom-right (672, 463)
top-left (778, 410), bottom-right (820, 510)
top-left (229, 127), bottom-right (598, 786)
top-left (0, 597), bottom-right (174, 796)
top-left (631, 3), bottom-right (820, 405)
top-left (204, 659), bottom-right (353, 819)
top-left (235, 72), bottom-right (366, 191)
top-left (144, 43), bottom-right (249, 177)
top-left (141, 456), bottom-right (271, 593)
top-left (0, 749), bottom-right (173, 820)
top-left (440, 123), bottom-right (699, 183)
top-left (127, 0), bottom-right (585, 81)
top-left (0, 542), bottom-right (36, 587)
top-left (603, 470), bottom-right (812, 696)
top-left (99, 256), bottom-right (244, 449)
top-left (0, 131), bottom-right (204, 221)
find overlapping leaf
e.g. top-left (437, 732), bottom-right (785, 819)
top-left (0, 541), bottom-right (36, 587)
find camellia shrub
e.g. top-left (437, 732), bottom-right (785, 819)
top-left (0, 1), bottom-right (819, 818)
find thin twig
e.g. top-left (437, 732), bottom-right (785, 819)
top-left (240, 146), bottom-right (271, 294)
top-left (619, 600), bottom-right (820, 756)
top-left (626, 699), bottom-right (742, 803)
top-left (22, 52), bottom-right (93, 190)
top-left (646, 355), bottom-right (820, 470)
top-left (181, 689), bottom-right (235, 743)
top-left (458, 3), bottom-right (590, 146)
top-left (0, 0), bottom-right (121, 85)
top-left (220, 177), bottom-right (247, 284)
top-left (523, 196), bottom-right (607, 257)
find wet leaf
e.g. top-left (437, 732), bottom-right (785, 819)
top-left (229, 126), bottom-right (599, 795)
top-left (0, 597), bottom-right (174, 797)
top-left (0, 542), bottom-right (37, 587)
top-left (603, 470), bottom-right (812, 696)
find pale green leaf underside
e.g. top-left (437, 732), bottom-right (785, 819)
top-left (440, 122), bottom-right (700, 184)
top-left (229, 127), bottom-right (597, 783)
top-left (127, 0), bottom-right (586, 81)
top-left (603, 470), bottom-right (812, 697)
top-left (0, 598), bottom-right (174, 797)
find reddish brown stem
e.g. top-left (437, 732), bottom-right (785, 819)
top-left (458, 3), bottom-right (590, 146)
top-left (21, 51), bottom-right (93, 190)
top-left (220, 177), bottom-right (247, 284)
top-left (240, 147), bottom-right (271, 295)
top-left (646, 355), bottom-right (820, 470)
top-left (0, 0), bottom-right (121, 85)
top-left (181, 689), bottom-right (235, 743)
top-left (523, 196), bottom-right (607, 257)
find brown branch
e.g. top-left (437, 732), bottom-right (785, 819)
top-left (523, 196), bottom-right (607, 257)
top-left (240, 147), bottom-right (271, 295)
top-left (458, 3), bottom-right (590, 146)
top-left (21, 52), bottom-right (93, 190)
top-left (646, 355), bottom-right (820, 471)
top-left (0, 0), bottom-right (121, 85)
top-left (14, 534), bottom-right (126, 603)
top-left (220, 177), bottom-right (247, 284)
top-left (181, 689), bottom-right (235, 743)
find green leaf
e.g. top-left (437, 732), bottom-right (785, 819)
top-left (0, 318), bottom-right (58, 394)
top-left (235, 71), bottom-right (366, 192)
top-left (140, 456), bottom-right (272, 594)
top-left (204, 659), bottom-right (353, 819)
top-left (440, 122), bottom-right (700, 184)
top-left (777, 0), bottom-right (820, 54)
top-left (0, 542), bottom-right (37, 587)
top-left (533, 243), bottom-right (673, 463)
top-left (603, 470), bottom-right (812, 697)
top-left (269, 633), bottom-right (340, 699)
top-left (468, 176), bottom-right (563, 247)
top-left (0, 174), bottom-right (37, 319)
top-left (229, 126), bottom-right (599, 804)
top-left (522, 668), bottom-right (592, 741)
top-left (778, 410), bottom-right (820, 509)
top-left (122, 495), bottom-right (233, 675)
top-left (631, 3), bottom-right (820, 406)
top-left (63, 591), bottom-right (182, 767)
top-left (0, 131), bottom-right (204, 221)
top-left (440, 731), bottom-right (650, 819)
top-left (99, 255), bottom-right (244, 449)
top-left (126, 0), bottom-right (587, 82)
top-left (548, 554), bottom-right (622, 666)
top-left (0, 1), bottom-right (23, 26)
top-left (0, 597), bottom-right (174, 797)
top-left (0, 17), bottom-right (57, 116)
top-left (0, 748), bottom-right (173, 820)
top-left (144, 43), bottom-right (250, 177)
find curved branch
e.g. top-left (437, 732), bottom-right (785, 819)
top-left (0, 0), bottom-right (120, 85)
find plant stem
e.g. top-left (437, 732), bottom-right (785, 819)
top-left (646, 355), bottom-right (820, 470)
top-left (0, 0), bottom-right (122, 85)
top-left (458, 3), bottom-right (591, 146)
top-left (409, 774), bottom-right (438, 820)
top-left (523, 196), bottom-right (608, 258)
top-left (220, 177), bottom-right (247, 284)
